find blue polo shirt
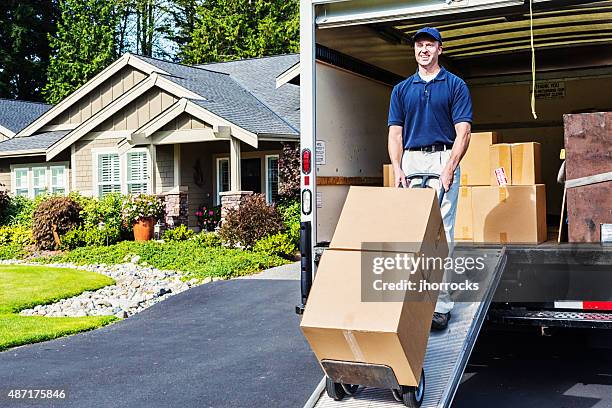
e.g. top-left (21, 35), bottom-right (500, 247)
top-left (388, 67), bottom-right (472, 149)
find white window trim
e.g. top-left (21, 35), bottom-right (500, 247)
top-left (10, 162), bottom-right (69, 198)
top-left (215, 157), bottom-right (229, 205)
top-left (92, 147), bottom-right (151, 197)
top-left (265, 154), bottom-right (279, 203)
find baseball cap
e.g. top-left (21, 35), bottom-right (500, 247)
top-left (412, 27), bottom-right (443, 44)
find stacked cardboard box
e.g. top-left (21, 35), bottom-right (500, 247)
top-left (456, 135), bottom-right (547, 244)
top-left (301, 186), bottom-right (447, 387)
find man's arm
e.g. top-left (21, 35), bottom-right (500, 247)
top-left (388, 125), bottom-right (408, 187)
top-left (440, 121), bottom-right (471, 191)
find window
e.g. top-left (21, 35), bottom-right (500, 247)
top-left (97, 153), bottom-right (121, 197)
top-left (50, 166), bottom-right (66, 195)
top-left (216, 158), bottom-right (229, 204)
top-left (127, 151), bottom-right (149, 194)
top-left (11, 164), bottom-right (68, 198)
top-left (266, 155), bottom-right (279, 203)
top-left (32, 167), bottom-right (47, 197)
top-left (14, 169), bottom-right (29, 197)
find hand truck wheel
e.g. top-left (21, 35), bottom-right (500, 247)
top-left (391, 368), bottom-right (425, 408)
top-left (325, 377), bottom-right (358, 401)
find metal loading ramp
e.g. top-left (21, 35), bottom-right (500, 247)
top-left (306, 248), bottom-right (506, 408)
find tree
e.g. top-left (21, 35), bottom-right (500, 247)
top-left (0, 1), bottom-right (58, 101)
top-left (43, 0), bottom-right (120, 104)
top-left (180, 0), bottom-right (299, 64)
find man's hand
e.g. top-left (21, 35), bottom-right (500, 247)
top-left (440, 164), bottom-right (454, 192)
top-left (395, 167), bottom-right (408, 188)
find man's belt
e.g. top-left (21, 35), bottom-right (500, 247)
top-left (407, 143), bottom-right (453, 152)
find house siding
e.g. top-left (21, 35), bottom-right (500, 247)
top-left (51, 67), bottom-right (147, 126)
top-left (73, 137), bottom-right (122, 196)
top-left (0, 152), bottom-right (72, 194)
top-left (161, 112), bottom-right (209, 131)
top-left (155, 144), bottom-right (174, 193)
top-left (95, 87), bottom-right (177, 132)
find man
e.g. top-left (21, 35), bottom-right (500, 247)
top-left (387, 27), bottom-right (472, 331)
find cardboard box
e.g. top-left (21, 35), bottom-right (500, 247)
top-left (472, 185), bottom-right (547, 244)
top-left (511, 142), bottom-right (542, 185)
top-left (460, 132), bottom-right (500, 186)
top-left (383, 164), bottom-right (395, 187)
top-left (489, 144), bottom-right (513, 186)
top-left (454, 186), bottom-right (473, 242)
top-left (301, 186), bottom-right (448, 387)
top-left (329, 187), bottom-right (446, 254)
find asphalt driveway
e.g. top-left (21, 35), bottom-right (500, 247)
top-left (0, 264), bottom-right (322, 408)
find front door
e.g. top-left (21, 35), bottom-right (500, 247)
top-left (241, 158), bottom-right (261, 193)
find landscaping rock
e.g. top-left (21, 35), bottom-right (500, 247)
top-left (14, 261), bottom-right (216, 319)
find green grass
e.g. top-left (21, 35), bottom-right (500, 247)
top-left (36, 240), bottom-right (289, 280)
top-left (0, 265), bottom-right (117, 352)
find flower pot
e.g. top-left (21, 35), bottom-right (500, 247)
top-left (133, 217), bottom-right (156, 241)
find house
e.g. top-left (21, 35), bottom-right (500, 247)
top-left (0, 99), bottom-right (52, 141)
top-left (0, 53), bottom-right (300, 227)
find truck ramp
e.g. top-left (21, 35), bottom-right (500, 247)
top-left (306, 248), bottom-right (506, 408)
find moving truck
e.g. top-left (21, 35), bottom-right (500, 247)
top-left (295, 1), bottom-right (612, 406)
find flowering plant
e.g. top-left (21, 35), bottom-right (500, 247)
top-left (195, 205), bottom-right (221, 231)
top-left (121, 194), bottom-right (164, 225)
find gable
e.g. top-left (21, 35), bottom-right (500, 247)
top-left (160, 112), bottom-right (210, 131)
top-left (49, 66), bottom-right (147, 128)
top-left (94, 87), bottom-right (177, 132)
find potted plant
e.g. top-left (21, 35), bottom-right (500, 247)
top-left (122, 194), bottom-right (164, 241)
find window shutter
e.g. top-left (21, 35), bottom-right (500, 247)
top-left (127, 151), bottom-right (149, 194)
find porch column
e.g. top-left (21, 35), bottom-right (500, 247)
top-left (229, 136), bottom-right (241, 191)
top-left (173, 144), bottom-right (181, 187)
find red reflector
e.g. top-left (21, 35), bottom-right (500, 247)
top-left (302, 149), bottom-right (312, 174)
top-left (583, 301), bottom-right (612, 311)
top-left (304, 175), bottom-right (310, 186)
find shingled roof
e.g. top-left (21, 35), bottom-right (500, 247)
top-left (137, 54), bottom-right (300, 136)
top-left (0, 131), bottom-right (69, 156)
top-left (0, 99), bottom-right (52, 135)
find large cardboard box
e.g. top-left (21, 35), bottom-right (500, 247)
top-left (489, 144), bottom-right (513, 186)
top-left (301, 186), bottom-right (448, 387)
top-left (454, 186), bottom-right (473, 242)
top-left (460, 132), bottom-right (500, 186)
top-left (511, 142), bottom-right (542, 185)
top-left (472, 185), bottom-right (547, 244)
top-left (383, 164), bottom-right (395, 187)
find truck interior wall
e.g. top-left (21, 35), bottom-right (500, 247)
top-left (470, 74), bottom-right (612, 217)
top-left (315, 62), bottom-right (392, 243)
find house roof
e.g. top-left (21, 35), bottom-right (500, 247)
top-left (0, 99), bottom-right (52, 136)
top-left (137, 55), bottom-right (299, 136)
top-left (199, 54), bottom-right (300, 132)
top-left (0, 130), bottom-right (69, 156)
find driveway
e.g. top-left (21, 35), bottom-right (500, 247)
top-left (0, 263), bottom-right (322, 408)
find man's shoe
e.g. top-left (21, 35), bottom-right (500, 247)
top-left (431, 312), bottom-right (451, 331)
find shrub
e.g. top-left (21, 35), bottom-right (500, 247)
top-left (253, 232), bottom-right (297, 258)
top-left (162, 224), bottom-right (195, 241)
top-left (32, 197), bottom-right (83, 250)
top-left (60, 225), bottom-right (121, 249)
top-left (0, 185), bottom-right (9, 222)
top-left (278, 142), bottom-right (300, 201)
top-left (193, 231), bottom-right (221, 247)
top-left (121, 194), bottom-right (164, 225)
top-left (195, 204), bottom-right (221, 231)
top-left (218, 194), bottom-right (283, 249)
top-left (0, 225), bottom-right (34, 247)
top-left (1, 195), bottom-right (37, 227)
top-left (278, 199), bottom-right (300, 245)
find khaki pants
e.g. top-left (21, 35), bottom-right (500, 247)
top-left (402, 149), bottom-right (459, 314)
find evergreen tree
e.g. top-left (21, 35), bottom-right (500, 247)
top-left (180, 0), bottom-right (299, 64)
top-left (0, 1), bottom-right (58, 101)
top-left (43, 0), bottom-right (120, 104)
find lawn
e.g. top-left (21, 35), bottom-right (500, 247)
top-left (0, 265), bottom-right (117, 351)
top-left (36, 240), bottom-right (289, 279)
